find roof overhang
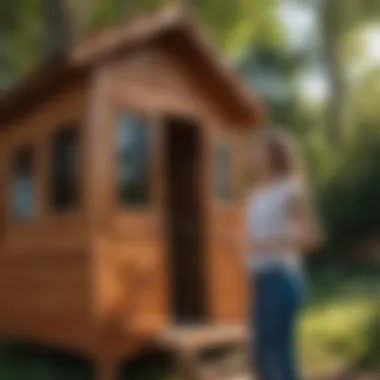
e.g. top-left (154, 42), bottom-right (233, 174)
top-left (0, 6), bottom-right (266, 126)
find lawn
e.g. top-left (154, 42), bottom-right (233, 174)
top-left (299, 263), bottom-right (380, 378)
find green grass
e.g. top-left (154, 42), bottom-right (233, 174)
top-left (299, 264), bottom-right (380, 377)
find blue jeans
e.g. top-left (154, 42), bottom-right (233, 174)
top-left (251, 267), bottom-right (305, 380)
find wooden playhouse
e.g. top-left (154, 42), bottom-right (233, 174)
top-left (0, 5), bottom-right (264, 379)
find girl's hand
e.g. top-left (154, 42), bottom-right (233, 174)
top-left (288, 185), bottom-right (324, 252)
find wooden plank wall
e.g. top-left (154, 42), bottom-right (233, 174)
top-left (0, 252), bottom-right (90, 353)
top-left (209, 205), bottom-right (248, 322)
top-left (0, 77), bottom-right (93, 354)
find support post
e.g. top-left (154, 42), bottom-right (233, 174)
top-left (95, 358), bottom-right (119, 380)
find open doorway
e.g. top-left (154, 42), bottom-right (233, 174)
top-left (164, 117), bottom-right (206, 324)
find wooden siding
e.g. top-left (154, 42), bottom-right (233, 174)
top-left (0, 77), bottom-right (92, 354)
top-left (0, 252), bottom-right (91, 353)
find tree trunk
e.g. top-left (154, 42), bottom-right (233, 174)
top-left (320, 0), bottom-right (345, 146)
top-left (69, 0), bottom-right (93, 37)
top-left (43, 0), bottom-right (72, 57)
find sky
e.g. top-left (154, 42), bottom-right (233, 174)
top-left (354, 26), bottom-right (380, 73)
top-left (277, 1), bottom-right (317, 52)
top-left (278, 1), bottom-right (327, 101)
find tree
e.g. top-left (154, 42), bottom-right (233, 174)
top-left (316, 0), bottom-right (380, 146)
top-left (320, 0), bottom-right (345, 145)
top-left (0, 0), bottom-right (43, 90)
top-left (43, 0), bottom-right (72, 57)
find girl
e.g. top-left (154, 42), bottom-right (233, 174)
top-left (245, 129), bottom-right (323, 380)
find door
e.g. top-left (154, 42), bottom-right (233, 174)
top-left (164, 117), bottom-right (206, 324)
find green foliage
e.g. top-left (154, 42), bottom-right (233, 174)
top-left (78, 0), bottom-right (167, 32)
top-left (300, 66), bottom-right (380, 253)
top-left (300, 265), bottom-right (380, 375)
top-left (0, 0), bottom-right (44, 89)
top-left (318, 125), bottom-right (380, 250)
top-left (77, 0), bottom-right (282, 56)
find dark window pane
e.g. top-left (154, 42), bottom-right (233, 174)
top-left (11, 146), bottom-right (36, 220)
top-left (214, 139), bottom-right (232, 202)
top-left (116, 113), bottom-right (150, 207)
top-left (51, 126), bottom-right (79, 211)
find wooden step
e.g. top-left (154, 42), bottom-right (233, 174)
top-left (155, 324), bottom-right (251, 380)
top-left (156, 324), bottom-right (248, 352)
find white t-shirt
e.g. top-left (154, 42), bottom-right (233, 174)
top-left (245, 178), bottom-right (302, 273)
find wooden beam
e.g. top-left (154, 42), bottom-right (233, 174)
top-left (95, 358), bottom-right (120, 380)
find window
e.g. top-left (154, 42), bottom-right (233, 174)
top-left (51, 125), bottom-right (79, 211)
top-left (116, 113), bottom-right (150, 207)
top-left (214, 139), bottom-right (232, 202)
top-left (11, 146), bottom-right (36, 221)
